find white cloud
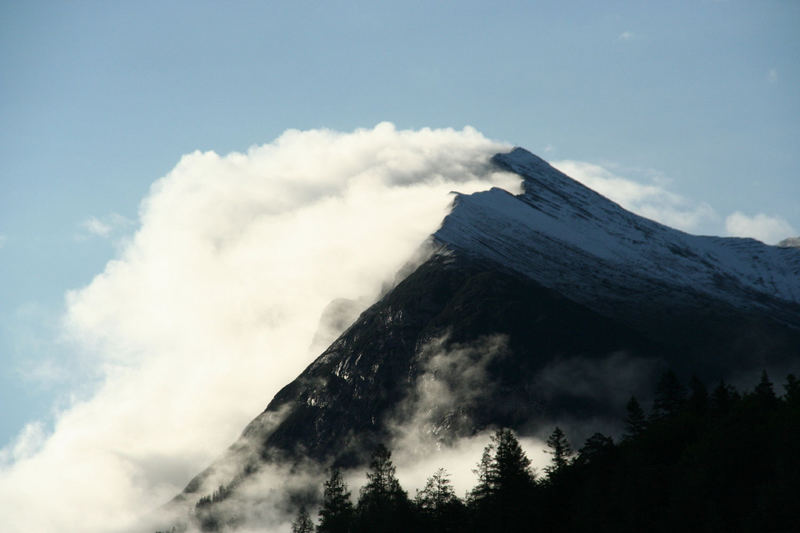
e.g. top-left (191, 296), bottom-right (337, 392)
top-left (0, 123), bottom-right (519, 533)
top-left (617, 31), bottom-right (635, 41)
top-left (0, 422), bottom-right (46, 465)
top-left (17, 358), bottom-right (68, 387)
top-left (550, 160), bottom-right (717, 232)
top-left (388, 335), bottom-right (550, 496)
top-left (724, 211), bottom-right (795, 244)
top-left (80, 213), bottom-right (133, 239)
top-left (768, 68), bottom-right (778, 83)
top-left (82, 216), bottom-right (112, 237)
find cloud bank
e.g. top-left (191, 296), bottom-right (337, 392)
top-left (550, 160), bottom-right (717, 233)
top-left (725, 211), bottom-right (796, 245)
top-left (0, 123), bottom-right (519, 533)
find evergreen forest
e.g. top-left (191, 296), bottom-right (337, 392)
top-left (173, 371), bottom-right (800, 533)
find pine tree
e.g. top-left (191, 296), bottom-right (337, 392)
top-left (624, 396), bottom-right (647, 440)
top-left (291, 506), bottom-right (314, 533)
top-left (469, 428), bottom-right (535, 503)
top-left (493, 428), bottom-right (535, 492)
top-left (354, 444), bottom-right (411, 533)
top-left (711, 380), bottom-right (739, 415)
top-left (469, 440), bottom-right (496, 506)
top-left (318, 467), bottom-right (354, 533)
top-left (652, 370), bottom-right (686, 419)
top-left (753, 369), bottom-right (777, 406)
top-left (469, 428), bottom-right (536, 533)
top-left (544, 426), bottom-right (573, 477)
top-left (784, 374), bottom-right (799, 406)
top-left (577, 432), bottom-right (614, 464)
top-left (415, 468), bottom-right (458, 513)
top-left (415, 468), bottom-right (464, 532)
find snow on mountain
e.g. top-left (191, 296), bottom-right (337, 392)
top-left (435, 148), bottom-right (800, 326)
top-left (779, 237), bottom-right (800, 249)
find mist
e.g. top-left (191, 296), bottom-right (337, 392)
top-left (0, 123), bottom-right (520, 533)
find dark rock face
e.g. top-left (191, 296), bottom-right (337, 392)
top-left (245, 252), bottom-right (666, 467)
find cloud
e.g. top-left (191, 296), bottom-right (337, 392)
top-left (387, 335), bottom-right (550, 496)
top-left (768, 68), bottom-right (778, 83)
top-left (0, 123), bottom-right (519, 533)
top-left (17, 358), bottom-right (68, 387)
top-left (79, 213), bottom-right (133, 239)
top-left (82, 216), bottom-right (112, 237)
top-left (725, 211), bottom-right (796, 244)
top-left (617, 31), bottom-right (635, 41)
top-left (550, 160), bottom-right (717, 232)
top-left (0, 422), bottom-right (46, 465)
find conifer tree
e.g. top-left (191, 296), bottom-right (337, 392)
top-left (544, 426), bottom-right (573, 477)
top-left (711, 379), bottom-right (739, 414)
top-left (753, 369), bottom-right (777, 406)
top-left (415, 468), bottom-right (464, 532)
top-left (318, 467), bottom-right (354, 533)
top-left (784, 374), bottom-right (799, 406)
top-left (493, 428), bottom-right (535, 492)
top-left (652, 370), bottom-right (686, 418)
top-left (469, 440), bottom-right (496, 506)
top-left (354, 444), bottom-right (410, 533)
top-left (624, 396), bottom-right (647, 439)
top-left (291, 506), bottom-right (314, 533)
top-left (577, 432), bottom-right (614, 464)
top-left (469, 428), bottom-right (535, 503)
top-left (415, 468), bottom-right (458, 513)
top-left (469, 428), bottom-right (536, 533)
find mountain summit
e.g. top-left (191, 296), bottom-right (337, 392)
top-left (167, 148), bottom-right (800, 530)
top-left (440, 148), bottom-right (800, 321)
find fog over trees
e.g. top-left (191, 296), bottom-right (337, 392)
top-left (174, 370), bottom-right (800, 533)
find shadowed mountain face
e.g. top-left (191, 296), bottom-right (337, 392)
top-left (175, 148), bottom-right (800, 521)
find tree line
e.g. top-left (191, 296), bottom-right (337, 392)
top-left (292, 370), bottom-right (799, 533)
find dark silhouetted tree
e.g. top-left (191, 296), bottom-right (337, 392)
top-left (415, 468), bottom-right (457, 513)
top-left (784, 374), bottom-right (799, 406)
top-left (544, 426), bottom-right (573, 477)
top-left (318, 467), bottom-right (354, 533)
top-left (624, 396), bottom-right (647, 440)
top-left (291, 506), bottom-right (314, 533)
top-left (415, 468), bottom-right (464, 532)
top-left (470, 428), bottom-right (535, 502)
top-left (469, 442), bottom-right (496, 506)
top-left (576, 432), bottom-right (614, 464)
top-left (711, 379), bottom-right (739, 415)
top-left (354, 444), bottom-right (411, 533)
top-left (651, 370), bottom-right (686, 419)
top-left (753, 369), bottom-right (777, 406)
top-left (469, 428), bottom-right (536, 532)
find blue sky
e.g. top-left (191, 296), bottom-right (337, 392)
top-left (1, 0), bottom-right (799, 453)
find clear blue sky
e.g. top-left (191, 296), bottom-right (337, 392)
top-left (1, 1), bottom-right (798, 445)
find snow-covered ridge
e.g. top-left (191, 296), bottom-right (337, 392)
top-left (435, 148), bottom-right (800, 322)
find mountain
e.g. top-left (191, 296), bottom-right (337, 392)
top-left (167, 148), bottom-right (800, 529)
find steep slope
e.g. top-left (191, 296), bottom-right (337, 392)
top-left (172, 148), bottom-right (800, 528)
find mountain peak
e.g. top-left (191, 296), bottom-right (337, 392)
top-left (435, 149), bottom-right (800, 326)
